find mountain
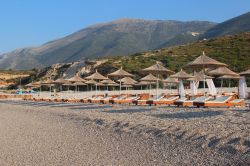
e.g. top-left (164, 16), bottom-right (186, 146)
top-left (33, 32), bottom-right (250, 83)
top-left (200, 12), bottom-right (250, 39)
top-left (0, 18), bottom-right (215, 70)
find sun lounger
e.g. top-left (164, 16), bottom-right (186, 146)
top-left (115, 96), bottom-right (140, 104)
top-left (173, 97), bottom-right (188, 106)
top-left (174, 96), bottom-right (212, 107)
top-left (144, 95), bottom-right (165, 106)
top-left (109, 95), bottom-right (127, 104)
top-left (100, 95), bottom-right (117, 104)
top-left (228, 99), bottom-right (245, 107)
top-left (90, 95), bottom-right (105, 103)
top-left (65, 97), bottom-right (82, 103)
top-left (54, 97), bottom-right (65, 102)
top-left (152, 95), bottom-right (179, 106)
top-left (132, 94), bottom-right (151, 105)
top-left (194, 95), bottom-right (236, 108)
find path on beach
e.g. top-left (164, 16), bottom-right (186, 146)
top-left (0, 100), bottom-right (248, 165)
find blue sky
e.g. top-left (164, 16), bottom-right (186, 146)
top-left (0, 0), bottom-right (249, 53)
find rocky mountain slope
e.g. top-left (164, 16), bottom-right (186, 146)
top-left (200, 12), bottom-right (250, 39)
top-left (0, 19), bottom-right (215, 70)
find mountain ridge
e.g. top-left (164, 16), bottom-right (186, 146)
top-left (0, 18), bottom-right (215, 70)
top-left (200, 12), bottom-right (250, 39)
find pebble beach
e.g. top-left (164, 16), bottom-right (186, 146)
top-left (0, 99), bottom-right (249, 165)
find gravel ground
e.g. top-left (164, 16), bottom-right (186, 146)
top-left (0, 100), bottom-right (249, 165)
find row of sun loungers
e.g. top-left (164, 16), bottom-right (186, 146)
top-left (27, 92), bottom-right (246, 108)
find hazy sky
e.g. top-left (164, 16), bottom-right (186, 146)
top-left (0, 0), bottom-right (249, 53)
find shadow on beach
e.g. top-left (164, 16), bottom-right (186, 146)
top-left (151, 111), bottom-right (224, 119)
top-left (103, 108), bottom-right (153, 114)
top-left (70, 105), bottom-right (113, 110)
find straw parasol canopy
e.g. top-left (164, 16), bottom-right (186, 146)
top-left (186, 51), bottom-right (227, 68)
top-left (187, 71), bottom-right (213, 82)
top-left (53, 78), bottom-right (71, 84)
top-left (100, 79), bottom-right (118, 86)
top-left (66, 75), bottom-right (86, 82)
top-left (239, 69), bottom-right (250, 76)
top-left (108, 67), bottom-right (134, 94)
top-left (170, 69), bottom-right (193, 79)
top-left (96, 82), bottom-right (105, 86)
top-left (142, 62), bottom-right (174, 96)
top-left (41, 79), bottom-right (55, 85)
top-left (142, 62), bottom-right (174, 75)
top-left (208, 66), bottom-right (239, 76)
top-left (121, 85), bottom-right (133, 88)
top-left (140, 73), bottom-right (158, 82)
top-left (118, 77), bottom-right (137, 84)
top-left (163, 77), bottom-right (179, 83)
top-left (85, 79), bottom-right (97, 85)
top-left (73, 82), bottom-right (86, 86)
top-left (136, 81), bottom-right (152, 86)
top-left (62, 83), bottom-right (75, 86)
top-left (25, 82), bottom-right (40, 87)
top-left (217, 75), bottom-right (241, 88)
top-left (218, 75), bottom-right (241, 79)
top-left (31, 81), bottom-right (42, 86)
top-left (108, 67), bottom-right (134, 78)
top-left (85, 70), bottom-right (108, 80)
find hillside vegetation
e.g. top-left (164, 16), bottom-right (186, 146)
top-left (96, 32), bottom-right (250, 75)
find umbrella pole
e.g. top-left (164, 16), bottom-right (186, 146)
top-left (156, 74), bottom-right (159, 97)
top-left (50, 84), bottom-right (52, 97)
top-left (203, 66), bottom-right (206, 96)
top-left (221, 79), bottom-right (223, 92)
top-left (119, 79), bottom-right (121, 95)
top-left (95, 84), bottom-right (97, 95)
top-left (170, 83), bottom-right (172, 94)
top-left (149, 83), bottom-right (151, 95)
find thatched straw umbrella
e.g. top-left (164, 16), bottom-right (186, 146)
top-left (25, 82), bottom-right (40, 88)
top-left (118, 77), bottom-right (137, 90)
top-left (53, 78), bottom-right (71, 92)
top-left (208, 66), bottom-right (239, 91)
top-left (31, 81), bottom-right (42, 94)
top-left (217, 75), bottom-right (241, 89)
top-left (66, 75), bottom-right (86, 92)
top-left (85, 70), bottom-right (108, 93)
top-left (62, 83), bottom-right (75, 91)
top-left (163, 77), bottom-right (179, 93)
top-left (140, 73), bottom-right (158, 94)
top-left (41, 79), bottom-right (55, 96)
top-left (85, 79), bottom-right (97, 91)
top-left (240, 69), bottom-right (250, 76)
top-left (67, 75), bottom-right (86, 83)
top-left (142, 62), bottom-right (174, 96)
top-left (108, 67), bottom-right (134, 94)
top-left (170, 69), bottom-right (193, 79)
top-left (85, 70), bottom-right (108, 80)
top-left (208, 67), bottom-right (239, 76)
top-left (135, 81), bottom-right (152, 90)
top-left (187, 71), bottom-right (213, 95)
top-left (186, 51), bottom-right (227, 94)
top-left (73, 82), bottom-right (86, 92)
top-left (170, 69), bottom-right (193, 97)
top-left (100, 79), bottom-right (119, 91)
